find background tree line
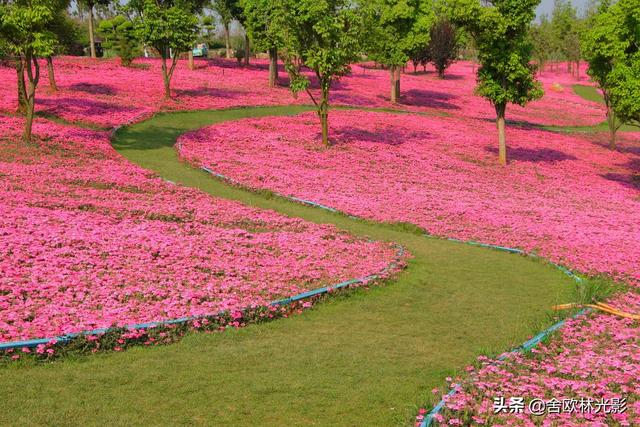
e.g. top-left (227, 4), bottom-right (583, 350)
top-left (1, 0), bottom-right (638, 164)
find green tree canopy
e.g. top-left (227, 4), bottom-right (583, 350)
top-left (98, 14), bottom-right (138, 66)
top-left (240, 0), bottom-right (282, 85)
top-left (450, 0), bottom-right (543, 165)
top-left (77, 0), bottom-right (112, 58)
top-left (0, 0), bottom-right (57, 141)
top-left (128, 0), bottom-right (199, 99)
top-left (583, 0), bottom-right (640, 149)
top-left (211, 0), bottom-right (241, 58)
top-left (530, 14), bottom-right (554, 72)
top-left (365, 0), bottom-right (434, 103)
top-left (277, 0), bottom-right (367, 146)
top-left (428, 15), bottom-right (460, 78)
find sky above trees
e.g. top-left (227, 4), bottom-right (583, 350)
top-left (537, 0), bottom-right (587, 19)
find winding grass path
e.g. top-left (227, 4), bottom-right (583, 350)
top-left (0, 106), bottom-right (577, 426)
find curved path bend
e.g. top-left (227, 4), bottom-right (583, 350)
top-left (0, 106), bottom-right (576, 426)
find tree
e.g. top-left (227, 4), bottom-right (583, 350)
top-left (211, 0), bottom-right (237, 59)
top-left (429, 16), bottom-right (459, 78)
top-left (550, 0), bottom-right (582, 77)
top-left (530, 14), bottom-right (554, 73)
top-left (277, 0), bottom-right (366, 146)
top-left (0, 0), bottom-right (57, 142)
top-left (583, 0), bottom-right (640, 149)
top-left (240, 0), bottom-right (282, 86)
top-left (130, 0), bottom-right (199, 99)
top-left (451, 0), bottom-right (543, 165)
top-left (365, 0), bottom-right (433, 103)
top-left (410, 44), bottom-right (430, 73)
top-left (77, 0), bottom-right (111, 58)
top-left (46, 3), bottom-right (80, 92)
top-left (98, 15), bottom-right (138, 66)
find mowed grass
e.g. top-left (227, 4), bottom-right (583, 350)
top-left (567, 85), bottom-right (639, 132)
top-left (0, 106), bottom-right (576, 426)
top-left (573, 84), bottom-right (606, 104)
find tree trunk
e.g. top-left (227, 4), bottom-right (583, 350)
top-left (188, 50), bottom-right (194, 70)
top-left (244, 34), bottom-right (250, 66)
top-left (161, 56), bottom-right (171, 99)
top-left (390, 66), bottom-right (401, 103)
top-left (224, 24), bottom-right (231, 59)
top-left (88, 5), bottom-right (96, 59)
top-left (23, 52), bottom-right (39, 143)
top-left (46, 56), bottom-right (58, 92)
top-left (318, 80), bottom-right (330, 146)
top-left (575, 60), bottom-right (580, 81)
top-left (24, 91), bottom-right (35, 142)
top-left (605, 98), bottom-right (617, 150)
top-left (268, 47), bottom-right (278, 87)
top-left (496, 103), bottom-right (507, 165)
top-left (16, 58), bottom-right (27, 115)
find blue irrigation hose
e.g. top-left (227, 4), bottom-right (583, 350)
top-left (419, 309), bottom-right (590, 427)
top-left (0, 246), bottom-right (405, 352)
top-left (198, 169), bottom-right (593, 427)
top-left (201, 166), bottom-right (586, 283)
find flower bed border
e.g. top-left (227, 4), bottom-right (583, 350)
top-left (196, 166), bottom-right (591, 427)
top-left (0, 243), bottom-right (405, 352)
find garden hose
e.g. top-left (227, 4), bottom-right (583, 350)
top-left (553, 302), bottom-right (640, 320)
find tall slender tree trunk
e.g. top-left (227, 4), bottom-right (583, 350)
top-left (243, 34), bottom-right (250, 66)
top-left (161, 55), bottom-right (171, 99)
top-left (46, 56), bottom-right (58, 92)
top-left (188, 51), bottom-right (194, 70)
top-left (88, 5), bottom-right (96, 59)
top-left (605, 96), bottom-right (617, 150)
top-left (16, 58), bottom-right (27, 115)
top-left (390, 65), bottom-right (401, 103)
top-left (24, 89), bottom-right (36, 142)
top-left (495, 103), bottom-right (507, 165)
top-left (318, 80), bottom-right (330, 146)
top-left (268, 47), bottom-right (278, 87)
top-left (575, 60), bottom-right (580, 80)
top-left (224, 23), bottom-right (231, 59)
top-left (23, 51), bottom-right (40, 143)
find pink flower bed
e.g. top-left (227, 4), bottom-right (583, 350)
top-left (0, 115), bottom-right (402, 342)
top-left (0, 57), bottom-right (604, 128)
top-left (425, 291), bottom-right (640, 426)
top-left (177, 110), bottom-right (640, 284)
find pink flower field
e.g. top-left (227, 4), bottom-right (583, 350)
top-left (177, 110), bottom-right (640, 284)
top-left (0, 57), bottom-right (604, 128)
top-left (1, 53), bottom-right (637, 424)
top-left (425, 291), bottom-right (640, 426)
top-left (0, 115), bottom-right (402, 342)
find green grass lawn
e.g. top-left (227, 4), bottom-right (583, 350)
top-left (572, 84), bottom-right (606, 104)
top-left (568, 85), bottom-right (639, 132)
top-left (0, 106), bottom-right (577, 426)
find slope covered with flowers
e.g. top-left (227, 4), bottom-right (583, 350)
top-left (0, 57), bottom-right (604, 128)
top-left (425, 291), bottom-right (640, 426)
top-left (177, 110), bottom-right (640, 284)
top-left (0, 115), bottom-right (401, 342)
